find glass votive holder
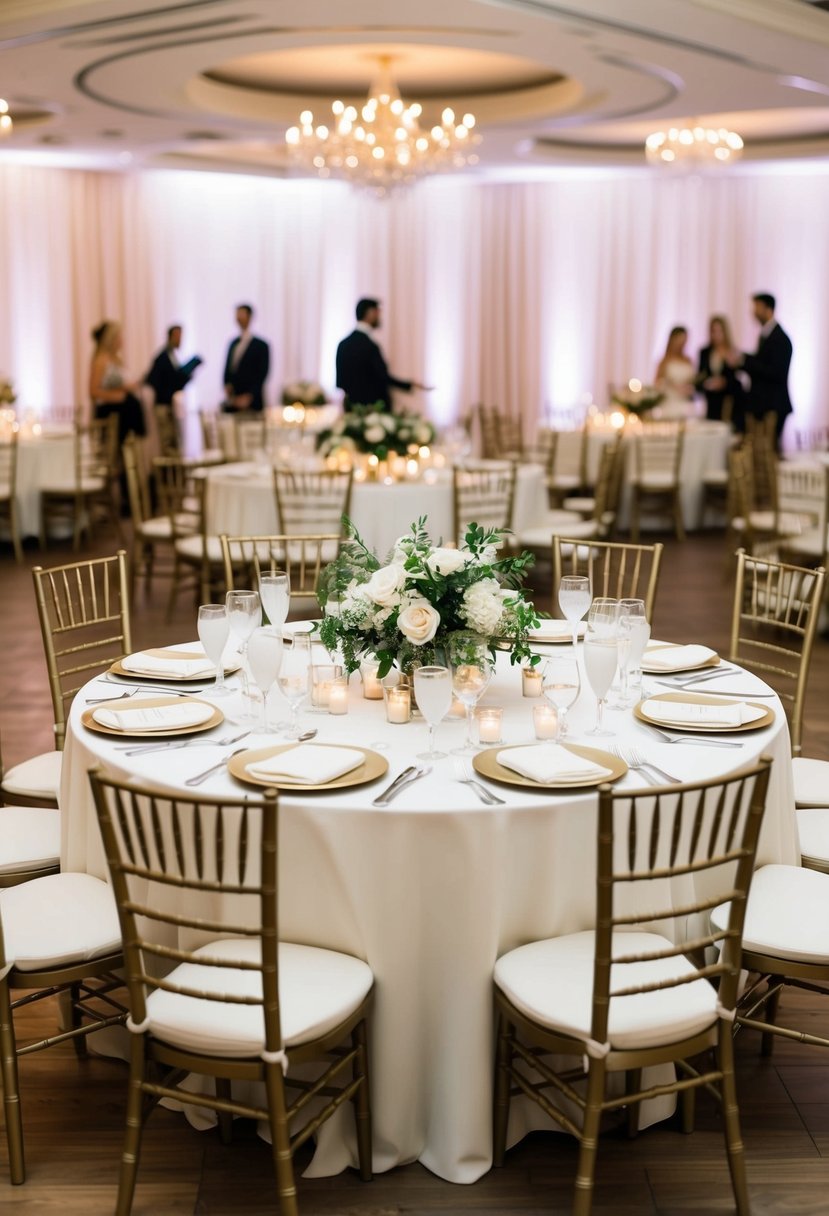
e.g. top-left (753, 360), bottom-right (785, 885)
top-left (327, 676), bottom-right (349, 716)
top-left (360, 659), bottom-right (384, 700)
top-left (383, 683), bottom-right (411, 724)
top-left (522, 663), bottom-right (543, 698)
top-left (310, 663), bottom-right (343, 709)
top-left (533, 703), bottom-right (558, 741)
top-left (446, 693), bottom-right (467, 720)
top-left (475, 707), bottom-right (504, 745)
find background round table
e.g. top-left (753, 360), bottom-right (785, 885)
top-left (14, 427), bottom-right (76, 537)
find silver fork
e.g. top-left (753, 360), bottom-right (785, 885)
top-left (611, 744), bottom-right (680, 785)
top-left (185, 747), bottom-right (248, 787)
top-left (116, 730), bottom-right (251, 756)
top-left (639, 723), bottom-right (744, 749)
top-left (453, 758), bottom-right (506, 806)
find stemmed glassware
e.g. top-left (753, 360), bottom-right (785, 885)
top-left (276, 633), bottom-right (311, 739)
top-left (615, 599), bottom-right (650, 708)
top-left (413, 666), bottom-right (452, 760)
top-left (246, 627), bottom-right (283, 733)
top-left (259, 571), bottom-right (290, 633)
top-left (558, 574), bottom-right (591, 648)
top-left (584, 598), bottom-right (620, 736)
top-left (226, 589), bottom-right (262, 720)
top-left (448, 633), bottom-right (494, 755)
top-left (540, 653), bottom-right (581, 742)
top-left (197, 604), bottom-right (231, 697)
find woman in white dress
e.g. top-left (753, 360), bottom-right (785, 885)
top-left (655, 326), bottom-right (697, 420)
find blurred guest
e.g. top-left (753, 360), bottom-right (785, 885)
top-left (89, 320), bottom-right (145, 442)
top-left (222, 303), bottom-right (269, 412)
top-left (727, 293), bottom-right (793, 447)
top-left (655, 326), bottom-right (696, 419)
top-left (336, 297), bottom-right (430, 412)
top-left (696, 315), bottom-right (743, 427)
top-left (145, 324), bottom-right (202, 406)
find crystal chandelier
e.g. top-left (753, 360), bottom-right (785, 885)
top-left (0, 100), bottom-right (12, 137)
top-left (645, 123), bottom-right (743, 166)
top-left (285, 56), bottom-right (481, 192)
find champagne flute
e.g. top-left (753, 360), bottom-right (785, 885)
top-left (277, 633), bottom-right (311, 739)
top-left (540, 653), bottom-right (581, 742)
top-left (558, 574), bottom-right (591, 648)
top-left (259, 571), bottom-right (290, 632)
top-left (584, 635), bottom-right (619, 736)
top-left (448, 633), bottom-right (494, 755)
top-left (413, 666), bottom-right (452, 760)
top-left (587, 597), bottom-right (620, 638)
top-left (226, 589), bottom-right (262, 720)
top-left (246, 627), bottom-right (283, 732)
top-left (197, 604), bottom-right (231, 698)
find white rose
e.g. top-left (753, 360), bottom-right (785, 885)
top-left (364, 563), bottom-right (406, 607)
top-left (398, 599), bottom-right (440, 645)
top-left (333, 419), bottom-right (346, 434)
top-left (364, 425), bottom-right (385, 443)
top-left (381, 415), bottom-right (397, 431)
top-left (426, 547), bottom-right (467, 576)
top-left (462, 578), bottom-right (504, 635)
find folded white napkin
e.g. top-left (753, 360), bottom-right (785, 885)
top-left (121, 649), bottom-right (216, 678)
top-left (641, 698), bottom-right (765, 727)
top-left (528, 621), bottom-right (586, 642)
top-left (496, 744), bottom-right (612, 784)
top-left (92, 701), bottom-right (215, 732)
top-left (245, 744), bottom-right (364, 784)
top-left (642, 644), bottom-right (718, 672)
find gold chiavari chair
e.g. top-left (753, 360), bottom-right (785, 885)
top-left (273, 467), bottom-right (353, 538)
top-left (32, 550), bottom-right (132, 751)
top-left (199, 408), bottom-right (224, 460)
top-left (561, 433), bottom-right (623, 520)
top-left (517, 441), bottom-right (622, 555)
top-left (493, 758), bottom-right (772, 1216)
top-left (235, 414), bottom-right (267, 461)
top-left (220, 533), bottom-right (341, 608)
top-left (153, 457), bottom-right (223, 618)
top-left (547, 426), bottom-right (588, 506)
top-left (153, 402), bottom-right (181, 456)
top-left (0, 428), bottom-right (23, 562)
top-left (476, 404), bottom-right (501, 459)
top-left (744, 411), bottom-right (778, 502)
top-left (39, 415), bottom-right (122, 550)
top-left (552, 536), bottom-right (663, 622)
top-left (89, 769), bottom-right (374, 1216)
top-left (0, 732), bottom-right (60, 879)
top-left (630, 421), bottom-right (685, 542)
top-left (452, 460), bottom-right (517, 546)
top-left (777, 463), bottom-right (829, 571)
top-left (123, 438), bottom-right (199, 598)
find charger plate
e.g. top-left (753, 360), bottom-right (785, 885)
top-left (228, 744), bottom-right (387, 791)
top-left (641, 642), bottom-right (720, 675)
top-left (634, 691), bottom-right (774, 734)
top-left (473, 743), bottom-right (627, 790)
top-left (110, 648), bottom-right (241, 682)
top-left (81, 696), bottom-right (223, 738)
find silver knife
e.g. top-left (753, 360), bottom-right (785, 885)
top-left (373, 766), bottom-right (432, 806)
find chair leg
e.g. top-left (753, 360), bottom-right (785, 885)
top-left (573, 1058), bottom-right (606, 1216)
top-left (761, 979), bottom-right (783, 1058)
top-left (10, 504), bottom-right (23, 563)
top-left (115, 1033), bottom-right (148, 1216)
top-left (625, 1069), bottom-right (642, 1138)
top-left (264, 1061), bottom-right (298, 1216)
top-left (630, 489), bottom-right (640, 543)
top-left (493, 1012), bottom-right (513, 1167)
top-left (673, 490), bottom-right (686, 542)
top-left (352, 1018), bottom-right (373, 1181)
top-left (0, 976), bottom-right (25, 1184)
top-left (216, 1077), bottom-right (234, 1145)
top-left (69, 981), bottom-right (89, 1058)
top-left (718, 1027), bottom-right (750, 1216)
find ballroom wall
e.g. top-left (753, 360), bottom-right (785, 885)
top-left (0, 161), bottom-right (827, 435)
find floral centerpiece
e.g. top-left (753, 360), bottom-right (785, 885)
top-left (281, 380), bottom-right (328, 406)
top-left (0, 378), bottom-right (16, 406)
top-left (611, 382), bottom-right (664, 417)
top-left (315, 404), bottom-right (436, 461)
top-left (317, 515), bottom-right (540, 676)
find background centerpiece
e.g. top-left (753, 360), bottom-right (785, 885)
top-left (317, 515), bottom-right (540, 677)
top-left (316, 403), bottom-right (435, 462)
top-left (611, 380), bottom-right (664, 417)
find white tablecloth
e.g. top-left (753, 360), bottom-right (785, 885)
top-left (61, 645), bottom-right (796, 1184)
top-left (204, 463), bottom-right (547, 557)
top-left (14, 428), bottom-right (75, 536)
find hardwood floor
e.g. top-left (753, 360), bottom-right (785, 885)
top-left (1, 525), bottom-right (829, 1214)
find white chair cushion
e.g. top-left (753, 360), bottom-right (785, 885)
top-left (144, 938), bottom-right (373, 1058)
top-left (41, 477), bottom-right (106, 495)
top-left (786, 529), bottom-right (827, 560)
top-left (519, 517), bottom-right (599, 548)
top-left (561, 496), bottom-right (595, 514)
top-left (2, 750), bottom-right (62, 802)
top-left (548, 474), bottom-right (581, 490)
top-left (634, 473), bottom-right (677, 490)
top-left (702, 470), bottom-right (728, 486)
top-left (0, 806), bottom-right (60, 874)
top-left (139, 512), bottom-right (199, 540)
top-left (712, 864), bottom-right (829, 965)
top-left (494, 930), bottom-right (719, 1052)
top-left (797, 808), bottom-right (829, 868)
top-left (0, 872), bottom-right (121, 972)
top-left (793, 756), bottom-right (829, 808)
top-left (174, 533), bottom-right (225, 562)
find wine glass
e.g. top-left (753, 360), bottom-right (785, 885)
top-left (259, 571), bottom-right (290, 632)
top-left (246, 627), bottom-right (283, 732)
top-left (584, 634), bottom-right (619, 736)
top-left (226, 589), bottom-right (262, 720)
top-left (277, 633), bottom-right (311, 739)
top-left (540, 653), bottom-right (581, 742)
top-left (413, 666), bottom-right (452, 760)
top-left (615, 599), bottom-right (649, 708)
top-left (448, 633), bottom-right (494, 755)
top-left (197, 604), bottom-right (231, 697)
top-left (558, 574), bottom-right (591, 648)
top-left (587, 597), bottom-right (620, 638)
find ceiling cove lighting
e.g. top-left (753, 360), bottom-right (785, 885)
top-left (645, 123), bottom-right (743, 166)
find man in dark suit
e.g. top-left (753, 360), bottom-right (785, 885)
top-left (730, 293), bottom-right (793, 446)
top-left (336, 298), bottom-right (429, 412)
top-left (222, 303), bottom-right (270, 412)
top-left (145, 324), bottom-right (202, 405)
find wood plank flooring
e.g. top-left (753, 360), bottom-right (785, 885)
top-left (1, 525), bottom-right (829, 1213)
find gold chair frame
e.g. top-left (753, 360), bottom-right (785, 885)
top-left (153, 402), bottom-right (181, 456)
top-left (220, 532), bottom-right (341, 602)
top-left (494, 758), bottom-right (772, 1216)
top-left (552, 536), bottom-right (663, 622)
top-left (477, 404), bottom-right (524, 460)
top-left (32, 550), bottom-right (132, 750)
top-left (630, 422), bottom-right (685, 542)
top-left (39, 415), bottom-right (122, 551)
top-left (0, 428), bottom-right (23, 562)
top-left (452, 461), bottom-right (517, 546)
top-left (548, 426), bottom-right (588, 507)
top-left (273, 467), bottom-right (354, 538)
top-left (89, 769), bottom-right (373, 1216)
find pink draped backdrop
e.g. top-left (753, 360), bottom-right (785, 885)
top-left (0, 162), bottom-right (827, 440)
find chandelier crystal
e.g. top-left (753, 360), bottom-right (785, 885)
top-left (0, 100), bottom-right (12, 137)
top-left (645, 124), bottom-right (743, 166)
top-left (285, 56), bottom-right (481, 192)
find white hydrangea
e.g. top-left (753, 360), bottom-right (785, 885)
top-left (364, 425), bottom-right (386, 443)
top-left (462, 577), bottom-right (504, 635)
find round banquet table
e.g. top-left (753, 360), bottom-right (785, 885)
top-left (12, 427), bottom-right (76, 537)
top-left (203, 462), bottom-right (548, 557)
top-left (60, 642), bottom-right (798, 1184)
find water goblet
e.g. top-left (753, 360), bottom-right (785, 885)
top-left (448, 633), bottom-right (494, 755)
top-left (584, 634), bottom-right (619, 737)
top-left (413, 666), bottom-right (452, 760)
top-left (246, 627), bottom-right (283, 732)
top-left (197, 604), bottom-right (231, 698)
top-left (617, 599), bottom-right (650, 705)
top-left (540, 653), bottom-right (581, 742)
top-left (277, 633), bottom-right (311, 739)
top-left (226, 589), bottom-right (262, 720)
top-left (587, 597), bottom-right (620, 638)
top-left (558, 574), bottom-right (591, 648)
top-left (259, 570), bottom-right (290, 632)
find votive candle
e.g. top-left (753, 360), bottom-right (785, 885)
top-left (476, 707), bottom-right (503, 744)
top-left (385, 687), bottom-right (411, 724)
top-left (533, 704), bottom-right (558, 740)
top-left (522, 666), bottom-right (543, 697)
top-left (328, 681), bottom-right (349, 715)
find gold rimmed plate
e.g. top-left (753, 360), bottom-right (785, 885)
top-left (228, 744), bottom-right (388, 792)
top-left (634, 691), bottom-right (775, 734)
top-left (81, 696), bottom-right (223, 738)
top-left (473, 744), bottom-right (627, 790)
top-left (641, 641), bottom-right (721, 675)
top-left (109, 648), bottom-right (241, 682)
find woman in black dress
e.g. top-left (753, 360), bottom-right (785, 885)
top-left (696, 314), bottom-right (743, 428)
top-left (89, 320), bottom-right (146, 443)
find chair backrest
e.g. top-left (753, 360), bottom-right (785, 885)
top-left (477, 405), bottom-right (501, 459)
top-left (550, 427), bottom-right (587, 485)
top-left (154, 403), bottom-right (181, 456)
top-left (776, 463), bottom-right (829, 543)
top-left (235, 416), bottom-right (267, 461)
top-left (452, 461), bottom-right (517, 544)
top-left (794, 426), bottom-right (829, 453)
top-left (273, 468), bottom-right (353, 537)
top-left (220, 532), bottom-right (341, 600)
top-left (729, 549), bottom-right (825, 755)
top-left (32, 550), bottom-right (132, 749)
top-left (552, 536), bottom-right (663, 621)
top-left (633, 421), bottom-right (684, 483)
top-left (744, 413), bottom-right (777, 508)
top-left (199, 409), bottom-right (221, 454)
top-left (88, 770), bottom-right (284, 1056)
top-left (528, 426), bottom-right (557, 476)
top-left (0, 428), bottom-right (19, 496)
top-left (589, 758), bottom-right (772, 1051)
top-left (122, 436), bottom-right (152, 527)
